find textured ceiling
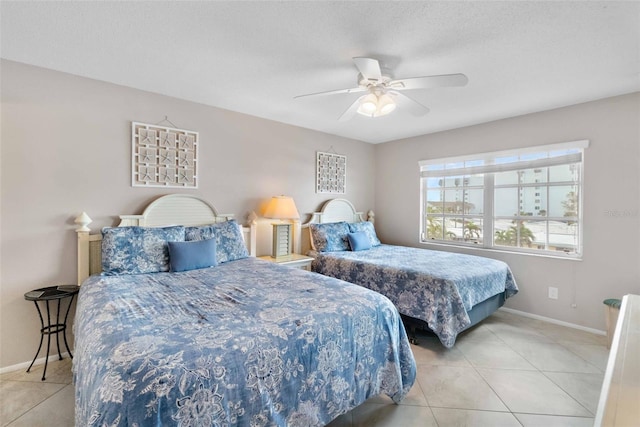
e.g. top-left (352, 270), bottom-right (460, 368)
top-left (1, 1), bottom-right (639, 144)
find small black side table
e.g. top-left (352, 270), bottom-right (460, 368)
top-left (24, 285), bottom-right (79, 380)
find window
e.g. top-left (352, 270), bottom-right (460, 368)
top-left (420, 140), bottom-right (588, 257)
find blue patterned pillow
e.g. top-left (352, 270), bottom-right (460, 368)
top-left (309, 222), bottom-right (350, 252)
top-left (185, 220), bottom-right (248, 263)
top-left (101, 226), bottom-right (185, 275)
top-left (348, 221), bottom-right (381, 246)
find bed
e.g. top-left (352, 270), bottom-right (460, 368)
top-left (72, 194), bottom-right (416, 426)
top-left (302, 199), bottom-right (518, 348)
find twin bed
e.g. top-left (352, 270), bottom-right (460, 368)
top-left (302, 199), bottom-right (518, 348)
top-left (73, 195), bottom-right (416, 426)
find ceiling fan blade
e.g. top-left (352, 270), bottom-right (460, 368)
top-left (338, 96), bottom-right (363, 122)
top-left (353, 57), bottom-right (382, 81)
top-left (390, 73), bottom-right (468, 91)
top-left (389, 91), bottom-right (430, 116)
top-left (294, 86), bottom-right (365, 99)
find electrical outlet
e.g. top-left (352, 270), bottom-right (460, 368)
top-left (548, 286), bottom-right (559, 300)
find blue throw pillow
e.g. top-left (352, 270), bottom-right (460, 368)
top-left (347, 232), bottom-right (372, 251)
top-left (348, 221), bottom-right (381, 246)
top-left (168, 238), bottom-right (217, 272)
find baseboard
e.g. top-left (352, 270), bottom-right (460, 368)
top-left (500, 307), bottom-right (606, 336)
top-left (0, 352), bottom-right (70, 375)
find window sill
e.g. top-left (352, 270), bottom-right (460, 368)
top-left (419, 240), bottom-right (583, 261)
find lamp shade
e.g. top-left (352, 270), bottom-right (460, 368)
top-left (356, 91), bottom-right (397, 118)
top-left (358, 93), bottom-right (378, 115)
top-left (376, 93), bottom-right (396, 116)
top-left (263, 196), bottom-right (300, 220)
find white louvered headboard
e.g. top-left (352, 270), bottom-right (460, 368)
top-left (301, 199), bottom-right (374, 255)
top-left (75, 194), bottom-right (257, 284)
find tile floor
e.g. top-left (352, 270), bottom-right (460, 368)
top-left (0, 310), bottom-right (608, 426)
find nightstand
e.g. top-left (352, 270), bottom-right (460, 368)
top-left (24, 285), bottom-right (79, 380)
top-left (258, 253), bottom-right (314, 271)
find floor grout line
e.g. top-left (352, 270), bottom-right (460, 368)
top-left (539, 370), bottom-right (601, 417)
top-left (1, 381), bottom-right (61, 427)
top-left (456, 318), bottom-right (601, 420)
top-left (3, 314), bottom-right (603, 427)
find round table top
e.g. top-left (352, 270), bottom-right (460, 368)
top-left (24, 285), bottom-right (79, 301)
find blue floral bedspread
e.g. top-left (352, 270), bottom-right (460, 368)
top-left (73, 257), bottom-right (416, 426)
top-left (310, 245), bottom-right (518, 348)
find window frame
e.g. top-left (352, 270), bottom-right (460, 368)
top-left (419, 140), bottom-right (588, 259)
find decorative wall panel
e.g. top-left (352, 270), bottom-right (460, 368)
top-left (316, 151), bottom-right (346, 194)
top-left (132, 122), bottom-right (198, 188)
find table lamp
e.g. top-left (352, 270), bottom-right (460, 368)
top-left (263, 196), bottom-right (299, 258)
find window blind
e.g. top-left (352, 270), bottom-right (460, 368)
top-left (420, 140), bottom-right (589, 178)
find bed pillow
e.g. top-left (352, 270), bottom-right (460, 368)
top-left (348, 221), bottom-right (381, 246)
top-left (168, 238), bottom-right (217, 272)
top-left (309, 222), bottom-right (350, 252)
top-left (101, 225), bottom-right (185, 275)
top-left (185, 220), bottom-right (248, 263)
top-left (347, 232), bottom-right (372, 251)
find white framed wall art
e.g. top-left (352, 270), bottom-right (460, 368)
top-left (131, 121), bottom-right (199, 188)
top-left (316, 151), bottom-right (346, 194)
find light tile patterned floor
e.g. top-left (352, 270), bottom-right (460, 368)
top-left (0, 310), bottom-right (607, 426)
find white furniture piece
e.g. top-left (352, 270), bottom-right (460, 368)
top-left (75, 194), bottom-right (257, 285)
top-left (257, 253), bottom-right (313, 271)
top-left (595, 294), bottom-right (640, 426)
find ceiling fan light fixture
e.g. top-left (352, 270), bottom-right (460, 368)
top-left (295, 57), bottom-right (467, 121)
top-left (358, 93), bottom-right (378, 116)
top-left (357, 91), bottom-right (397, 118)
top-left (376, 93), bottom-right (396, 116)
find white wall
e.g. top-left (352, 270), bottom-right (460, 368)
top-left (374, 93), bottom-right (640, 331)
top-left (0, 60), bottom-right (375, 368)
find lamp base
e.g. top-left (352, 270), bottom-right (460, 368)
top-left (272, 223), bottom-right (292, 258)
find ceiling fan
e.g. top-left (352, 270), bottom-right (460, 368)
top-left (294, 57), bottom-right (468, 121)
